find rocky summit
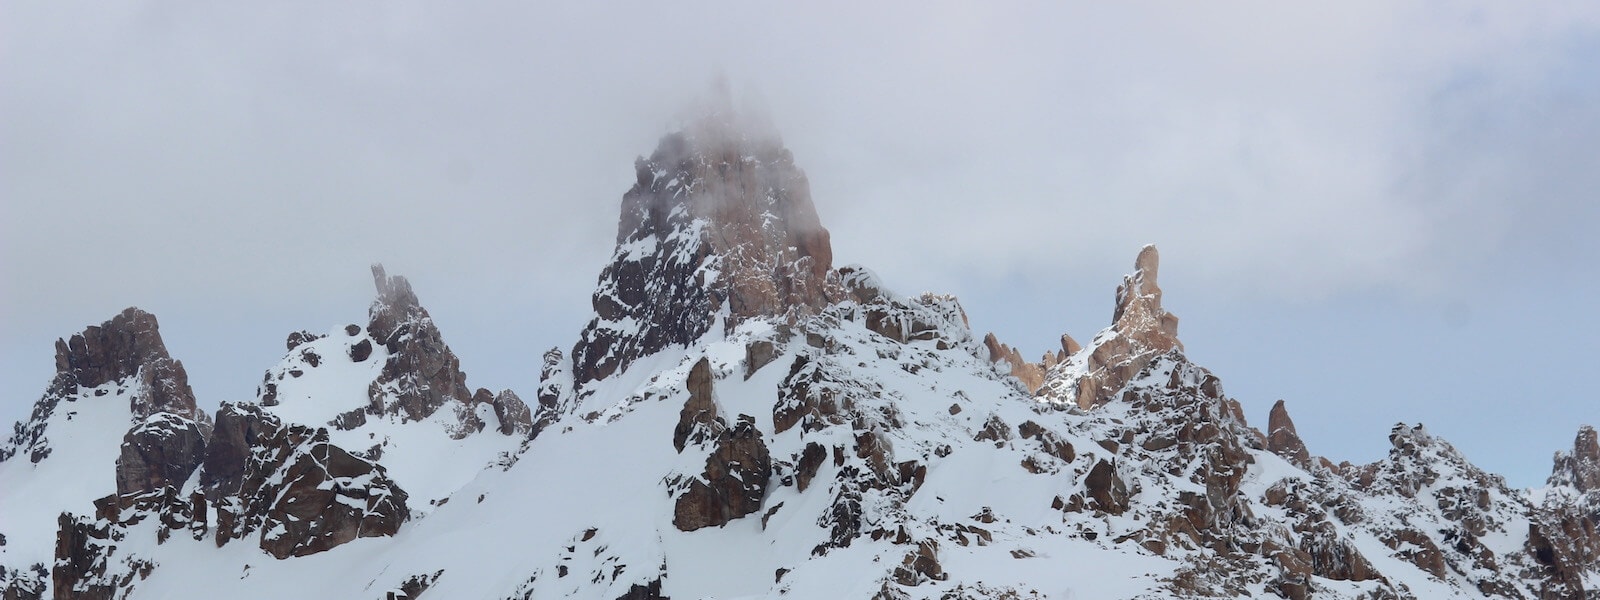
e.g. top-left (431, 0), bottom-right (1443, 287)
top-left (1, 116), bottom-right (1596, 600)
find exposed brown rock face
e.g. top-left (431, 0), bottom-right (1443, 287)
top-left (367, 265), bottom-right (473, 424)
top-left (1084, 460), bottom-right (1130, 515)
top-left (53, 308), bottom-right (202, 421)
top-left (114, 413), bottom-right (207, 497)
top-left (200, 402), bottom-right (278, 496)
top-left (673, 359), bottom-right (719, 453)
top-left (1038, 245), bottom-right (1184, 409)
top-left (981, 333), bottom-right (1070, 394)
top-left (1531, 425), bottom-right (1600, 599)
top-left (1266, 400), bottom-right (1312, 468)
top-left (51, 514), bottom-right (139, 600)
top-left (1550, 425), bottom-right (1600, 492)
top-left (670, 359), bottom-right (773, 531)
top-left (571, 115), bottom-right (842, 387)
top-left (1528, 508), bottom-right (1599, 600)
top-left (490, 390), bottom-right (534, 437)
top-left (203, 404), bottom-right (408, 559)
top-left (532, 348), bottom-right (573, 437)
top-left (4, 308), bottom-right (210, 466)
top-left (673, 415), bottom-right (772, 531)
top-left (773, 356), bottom-right (847, 435)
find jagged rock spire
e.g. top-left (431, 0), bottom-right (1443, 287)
top-left (1037, 245), bottom-right (1186, 409)
top-left (982, 333), bottom-right (1075, 394)
top-left (1550, 425), bottom-right (1600, 492)
top-left (366, 264), bottom-right (472, 423)
top-left (571, 112), bottom-right (843, 386)
top-left (1267, 399), bottom-right (1312, 468)
top-left (1112, 245), bottom-right (1181, 352)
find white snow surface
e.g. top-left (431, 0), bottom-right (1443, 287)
top-left (0, 379), bottom-right (136, 570)
top-left (258, 325), bottom-right (523, 508)
top-left (5, 279), bottom-right (1594, 599)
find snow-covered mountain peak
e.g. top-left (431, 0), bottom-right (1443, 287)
top-left (0, 307), bottom-right (211, 595)
top-left (571, 121), bottom-right (843, 389)
top-left (53, 307), bottom-right (202, 424)
top-left (6, 119), bottom-right (1600, 600)
top-left (250, 265), bottom-right (529, 505)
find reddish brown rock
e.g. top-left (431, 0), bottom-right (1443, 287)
top-left (201, 403), bottom-right (407, 558)
top-left (51, 514), bottom-right (139, 600)
top-left (796, 442), bottom-right (827, 492)
top-left (673, 415), bottom-right (772, 531)
top-left (1381, 529), bottom-right (1447, 580)
top-left (744, 340), bottom-right (778, 379)
top-left (674, 358), bottom-right (719, 453)
top-left (982, 334), bottom-right (1047, 393)
top-left (1267, 400), bottom-right (1312, 468)
top-left (571, 113), bottom-right (843, 387)
top-left (114, 413), bottom-right (207, 497)
top-left (1059, 333), bottom-right (1081, 358)
top-left (1017, 420), bottom-right (1075, 464)
top-left (366, 265), bottom-right (473, 425)
top-left (1038, 245), bottom-right (1185, 409)
top-left (972, 415), bottom-right (1012, 446)
top-left (52, 308), bottom-right (202, 421)
top-left (1084, 460), bottom-right (1129, 515)
top-left (1527, 510), bottom-right (1598, 600)
top-left (1550, 425), bottom-right (1600, 492)
top-left (773, 356), bottom-right (846, 435)
top-left (4, 308), bottom-right (209, 470)
top-left (891, 540), bottom-right (946, 586)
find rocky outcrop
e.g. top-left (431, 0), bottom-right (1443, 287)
top-left (670, 358), bottom-right (773, 531)
top-left (51, 514), bottom-right (140, 600)
top-left (673, 415), bottom-right (772, 531)
top-left (981, 333), bottom-right (1073, 394)
top-left (4, 308), bottom-right (208, 465)
top-left (1037, 245), bottom-right (1184, 409)
top-left (114, 412), bottom-right (207, 497)
top-left (1530, 425), bottom-right (1600, 600)
top-left (773, 355), bottom-right (849, 435)
top-left (673, 359), bottom-right (719, 453)
top-left (1550, 425), bottom-right (1600, 493)
top-left (366, 265), bottom-right (473, 424)
top-left (52, 308), bottom-right (203, 422)
top-left (489, 389), bottom-right (534, 437)
top-left (571, 111), bottom-right (843, 387)
top-left (204, 404), bottom-right (409, 559)
top-left (1083, 460), bottom-right (1129, 515)
top-left (532, 348), bottom-right (573, 436)
top-left (1266, 400), bottom-right (1312, 468)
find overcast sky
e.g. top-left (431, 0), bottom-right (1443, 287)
top-left (4, 1), bottom-right (1597, 487)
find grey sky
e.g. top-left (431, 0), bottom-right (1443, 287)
top-left (3, 2), bottom-right (1597, 486)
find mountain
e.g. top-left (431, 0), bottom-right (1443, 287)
top-left (2, 112), bottom-right (1596, 599)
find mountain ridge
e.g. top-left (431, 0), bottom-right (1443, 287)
top-left (1, 119), bottom-right (1596, 599)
